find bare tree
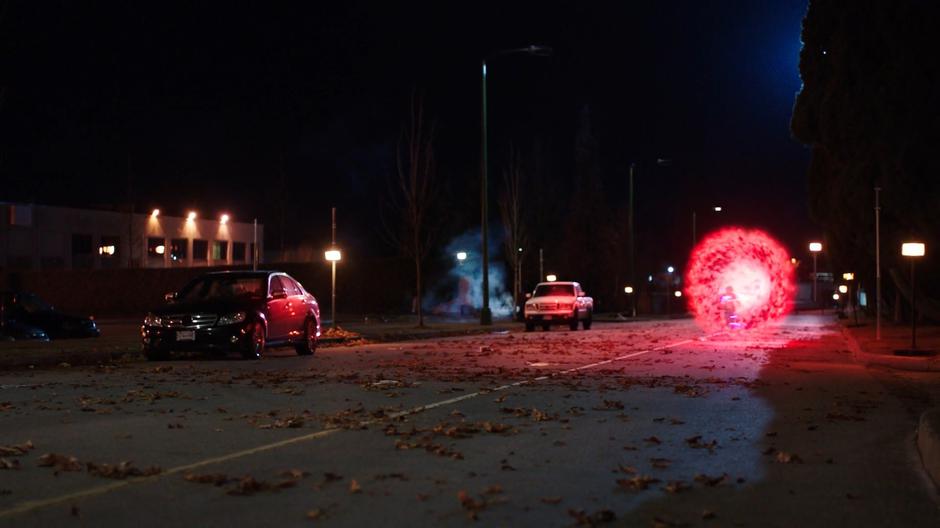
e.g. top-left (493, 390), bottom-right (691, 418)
top-left (381, 89), bottom-right (437, 327)
top-left (499, 146), bottom-right (527, 314)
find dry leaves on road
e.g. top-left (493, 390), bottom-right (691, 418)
top-left (685, 435), bottom-right (718, 451)
top-left (616, 475), bottom-right (660, 491)
top-left (693, 473), bottom-right (728, 487)
top-left (775, 451), bottom-right (803, 464)
top-left (663, 481), bottom-right (691, 494)
top-left (0, 441), bottom-right (34, 457)
top-left (86, 461), bottom-right (161, 479)
top-left (0, 458), bottom-right (20, 470)
top-left (37, 453), bottom-right (82, 472)
top-left (568, 508), bottom-right (616, 526)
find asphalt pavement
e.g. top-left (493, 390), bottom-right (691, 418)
top-left (1, 315), bottom-right (939, 526)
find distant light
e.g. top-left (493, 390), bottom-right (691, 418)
top-left (901, 242), bottom-right (925, 257)
top-left (822, 50), bottom-right (828, 55)
top-left (187, 211), bottom-right (197, 222)
top-left (667, 266), bottom-right (675, 273)
top-left (838, 285), bottom-right (848, 294)
top-left (220, 214), bottom-right (230, 225)
top-left (832, 293), bottom-right (840, 300)
top-left (624, 286), bottom-right (634, 294)
top-left (325, 249), bottom-right (342, 262)
top-left (842, 272), bottom-right (855, 281)
top-left (482, 63), bottom-right (487, 77)
top-left (98, 245), bottom-right (115, 256)
top-left (151, 209), bottom-right (160, 218)
top-left (546, 274), bottom-right (557, 282)
top-left (155, 245), bottom-right (165, 255)
top-left (648, 275), bottom-right (653, 282)
top-left (517, 247), bottom-right (523, 253)
top-left (674, 290), bottom-right (682, 298)
top-left (790, 257), bottom-right (798, 265)
top-left (809, 242), bottom-right (822, 252)
top-left (713, 206), bottom-right (722, 212)
top-left (456, 251), bottom-right (467, 261)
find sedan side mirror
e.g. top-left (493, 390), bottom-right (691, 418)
top-left (270, 290), bottom-right (287, 300)
top-left (164, 292), bottom-right (177, 302)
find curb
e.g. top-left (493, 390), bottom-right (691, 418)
top-left (841, 326), bottom-right (940, 372)
top-left (917, 409), bottom-right (940, 488)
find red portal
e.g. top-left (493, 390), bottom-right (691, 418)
top-left (684, 228), bottom-right (795, 330)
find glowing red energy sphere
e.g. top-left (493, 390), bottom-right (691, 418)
top-left (685, 228), bottom-right (795, 330)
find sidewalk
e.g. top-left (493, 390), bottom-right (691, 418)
top-left (840, 315), bottom-right (940, 489)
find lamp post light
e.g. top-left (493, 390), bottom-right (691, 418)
top-left (546, 274), bottom-right (557, 282)
top-left (665, 266), bottom-right (675, 317)
top-left (809, 242), bottom-right (822, 304)
top-left (480, 45), bottom-right (552, 326)
top-left (456, 251), bottom-right (468, 263)
top-left (900, 242), bottom-right (925, 352)
top-left (843, 272), bottom-right (858, 325)
top-left (324, 207), bottom-right (341, 330)
top-left (692, 206), bottom-right (723, 249)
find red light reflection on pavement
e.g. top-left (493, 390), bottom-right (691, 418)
top-left (685, 227), bottom-right (794, 331)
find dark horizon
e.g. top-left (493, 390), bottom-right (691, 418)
top-left (0, 1), bottom-right (813, 267)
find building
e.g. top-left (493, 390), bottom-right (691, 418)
top-left (1, 203), bottom-right (262, 271)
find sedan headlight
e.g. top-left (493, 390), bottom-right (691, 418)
top-left (217, 312), bottom-right (247, 326)
top-left (143, 313), bottom-right (163, 327)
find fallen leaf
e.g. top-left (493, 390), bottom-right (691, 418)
top-left (540, 496), bottom-right (563, 505)
top-left (693, 473), bottom-right (728, 487)
top-left (349, 479), bottom-right (362, 493)
top-left (775, 452), bottom-right (803, 464)
top-left (0, 458), bottom-right (20, 470)
top-left (37, 453), bottom-right (82, 472)
top-left (616, 475), bottom-right (660, 491)
top-left (0, 441), bottom-right (34, 457)
top-left (663, 481), bottom-right (691, 494)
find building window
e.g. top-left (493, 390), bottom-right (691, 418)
top-left (170, 238), bottom-right (188, 263)
top-left (212, 240), bottom-right (228, 261)
top-left (193, 239), bottom-right (208, 261)
top-left (98, 236), bottom-right (120, 258)
top-left (147, 237), bottom-right (166, 259)
top-left (232, 242), bottom-right (246, 262)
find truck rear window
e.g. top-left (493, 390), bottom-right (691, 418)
top-left (533, 284), bottom-right (574, 297)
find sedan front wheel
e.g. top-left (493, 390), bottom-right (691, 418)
top-left (242, 321), bottom-right (265, 360)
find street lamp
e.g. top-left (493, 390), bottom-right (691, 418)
top-left (900, 242), bottom-right (925, 352)
top-left (480, 45), bottom-right (552, 326)
top-left (628, 158), bottom-right (670, 318)
top-left (456, 251), bottom-right (468, 262)
top-left (809, 242), bottom-right (822, 304)
top-left (842, 272), bottom-right (858, 325)
top-left (692, 206), bottom-right (723, 249)
top-left (624, 285), bottom-right (634, 294)
top-left (220, 213), bottom-right (230, 225)
top-left (546, 274), bottom-right (557, 282)
top-left (324, 207), bottom-right (341, 330)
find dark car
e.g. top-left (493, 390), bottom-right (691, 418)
top-left (141, 271), bottom-right (321, 360)
top-left (0, 319), bottom-right (50, 342)
top-left (0, 291), bottom-right (100, 339)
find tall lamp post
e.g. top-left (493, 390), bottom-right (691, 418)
top-left (628, 158), bottom-right (670, 318)
top-left (809, 242), bottom-right (822, 304)
top-left (692, 206), bottom-right (723, 250)
top-left (900, 242), bottom-right (925, 352)
top-left (842, 272), bottom-right (857, 325)
top-left (480, 45), bottom-right (551, 325)
top-left (324, 207), bottom-right (341, 330)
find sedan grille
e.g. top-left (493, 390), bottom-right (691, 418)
top-left (164, 313), bottom-right (218, 328)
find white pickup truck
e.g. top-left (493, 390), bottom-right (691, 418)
top-left (523, 281), bottom-right (594, 332)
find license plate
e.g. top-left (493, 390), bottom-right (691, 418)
top-left (176, 330), bottom-right (195, 341)
top-left (544, 315), bottom-right (552, 320)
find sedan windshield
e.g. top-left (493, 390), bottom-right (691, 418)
top-left (533, 284), bottom-right (574, 297)
top-left (177, 276), bottom-right (265, 302)
top-left (17, 293), bottom-right (55, 313)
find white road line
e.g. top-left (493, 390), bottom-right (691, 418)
top-left (0, 332), bottom-right (704, 519)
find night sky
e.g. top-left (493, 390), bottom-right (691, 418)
top-left (0, 1), bottom-right (811, 264)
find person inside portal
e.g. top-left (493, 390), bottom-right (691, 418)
top-left (719, 286), bottom-right (739, 327)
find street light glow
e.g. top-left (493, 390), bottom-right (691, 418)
top-left (325, 249), bottom-right (342, 262)
top-left (546, 274), bottom-right (557, 282)
top-left (220, 213), bottom-right (230, 224)
top-left (843, 272), bottom-right (855, 280)
top-left (713, 206), bottom-right (722, 212)
top-left (674, 290), bottom-right (682, 297)
top-left (456, 251), bottom-right (467, 261)
top-left (624, 286), bottom-right (634, 294)
top-left (809, 242), bottom-right (822, 252)
top-left (902, 242), bottom-right (925, 257)
top-left (667, 266), bottom-right (675, 273)
top-left (833, 293), bottom-right (840, 300)
top-left (151, 209), bottom-right (160, 218)
top-left (839, 285), bottom-right (848, 294)
top-left (187, 211), bottom-right (197, 222)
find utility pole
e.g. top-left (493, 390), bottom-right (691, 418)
top-left (628, 163), bottom-right (636, 317)
top-left (252, 219), bottom-right (258, 271)
top-left (875, 187), bottom-right (881, 341)
top-left (539, 248), bottom-right (544, 283)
